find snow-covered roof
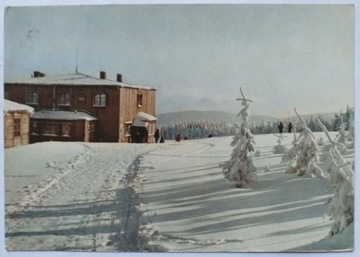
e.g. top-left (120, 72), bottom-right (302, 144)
top-left (32, 110), bottom-right (97, 121)
top-left (132, 112), bottom-right (157, 127)
top-left (4, 99), bottom-right (34, 113)
top-left (5, 73), bottom-right (155, 90)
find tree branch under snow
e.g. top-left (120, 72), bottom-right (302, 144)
top-left (236, 87), bottom-right (252, 102)
top-left (294, 107), bottom-right (307, 128)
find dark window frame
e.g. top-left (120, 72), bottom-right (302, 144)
top-left (14, 118), bottom-right (21, 137)
top-left (26, 90), bottom-right (39, 105)
top-left (93, 93), bottom-right (107, 107)
top-left (137, 94), bottom-right (143, 107)
top-left (58, 92), bottom-right (71, 106)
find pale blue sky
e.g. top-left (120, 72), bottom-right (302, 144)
top-left (3, 2), bottom-right (355, 117)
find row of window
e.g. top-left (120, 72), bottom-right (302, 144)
top-left (31, 122), bottom-right (72, 137)
top-left (30, 122), bottom-right (96, 137)
top-left (25, 91), bottom-right (107, 107)
top-left (6, 90), bottom-right (145, 108)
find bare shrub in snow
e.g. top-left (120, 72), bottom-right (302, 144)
top-left (222, 88), bottom-right (257, 188)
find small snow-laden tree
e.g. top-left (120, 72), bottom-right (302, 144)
top-left (281, 126), bottom-right (299, 173)
top-left (317, 118), bottom-right (347, 171)
top-left (318, 120), bottom-right (354, 235)
top-left (222, 88), bottom-right (257, 188)
top-left (347, 114), bottom-right (355, 149)
top-left (272, 134), bottom-right (288, 154)
top-left (336, 116), bottom-right (348, 145)
top-left (318, 119), bottom-right (354, 236)
top-left (326, 151), bottom-right (354, 236)
top-left (292, 108), bottom-right (324, 177)
top-left (317, 119), bottom-right (348, 175)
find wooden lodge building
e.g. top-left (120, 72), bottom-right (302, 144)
top-left (4, 71), bottom-right (157, 143)
top-left (4, 100), bottom-right (34, 148)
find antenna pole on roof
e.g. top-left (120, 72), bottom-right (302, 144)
top-left (75, 49), bottom-right (79, 74)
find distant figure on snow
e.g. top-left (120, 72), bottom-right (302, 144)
top-left (287, 122), bottom-right (293, 133)
top-left (175, 134), bottom-right (181, 142)
top-left (154, 128), bottom-right (160, 143)
top-left (278, 122), bottom-right (284, 133)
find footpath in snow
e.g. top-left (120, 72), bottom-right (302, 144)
top-left (4, 142), bottom-right (157, 252)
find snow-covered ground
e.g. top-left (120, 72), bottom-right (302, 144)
top-left (2, 132), bottom-right (356, 257)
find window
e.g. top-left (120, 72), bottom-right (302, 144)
top-left (61, 123), bottom-right (71, 137)
top-left (14, 118), bottom-right (21, 137)
top-left (58, 92), bottom-right (71, 106)
top-left (93, 93), bottom-right (106, 107)
top-left (125, 122), bottom-right (132, 136)
top-left (42, 123), bottom-right (58, 136)
top-left (30, 121), bottom-right (39, 135)
top-left (137, 94), bottom-right (143, 107)
top-left (26, 91), bottom-right (39, 105)
top-left (78, 93), bottom-right (86, 102)
top-left (88, 123), bottom-right (95, 133)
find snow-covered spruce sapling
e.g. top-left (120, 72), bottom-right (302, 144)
top-left (334, 113), bottom-right (355, 150)
top-left (272, 134), bottom-right (287, 154)
top-left (326, 151), bottom-right (354, 236)
top-left (281, 127), bottom-right (299, 173)
top-left (318, 120), bottom-right (354, 235)
top-left (336, 116), bottom-right (348, 145)
top-left (317, 119), bottom-right (348, 175)
top-left (292, 108), bottom-right (324, 177)
top-left (347, 114), bottom-right (355, 149)
top-left (222, 88), bottom-right (257, 188)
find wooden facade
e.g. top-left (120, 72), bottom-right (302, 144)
top-left (4, 100), bottom-right (34, 148)
top-left (5, 72), bottom-right (156, 143)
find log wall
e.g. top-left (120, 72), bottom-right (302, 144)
top-left (4, 111), bottom-right (31, 148)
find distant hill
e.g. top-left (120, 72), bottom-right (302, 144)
top-left (156, 110), bottom-right (279, 126)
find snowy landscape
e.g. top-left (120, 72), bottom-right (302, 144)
top-left (2, 2), bottom-right (357, 257)
top-left (4, 127), bottom-right (354, 253)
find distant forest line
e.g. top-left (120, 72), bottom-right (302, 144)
top-left (158, 106), bottom-right (354, 140)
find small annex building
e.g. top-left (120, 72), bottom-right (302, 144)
top-left (30, 110), bottom-right (97, 143)
top-left (4, 100), bottom-right (34, 148)
top-left (131, 112), bottom-right (157, 143)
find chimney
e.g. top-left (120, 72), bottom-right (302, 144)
top-left (33, 71), bottom-right (45, 78)
top-left (116, 73), bottom-right (123, 82)
top-left (100, 71), bottom-right (106, 79)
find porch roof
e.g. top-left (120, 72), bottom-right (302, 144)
top-left (4, 99), bottom-right (34, 113)
top-left (132, 112), bottom-right (157, 127)
top-left (32, 110), bottom-right (97, 121)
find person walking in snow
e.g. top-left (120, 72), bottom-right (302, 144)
top-left (154, 128), bottom-right (160, 143)
top-left (278, 122), bottom-right (284, 133)
top-left (287, 122), bottom-right (293, 133)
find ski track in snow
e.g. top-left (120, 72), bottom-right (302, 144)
top-left (5, 143), bottom-right (157, 252)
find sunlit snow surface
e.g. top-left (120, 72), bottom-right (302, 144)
top-left (4, 132), bottom-right (354, 253)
